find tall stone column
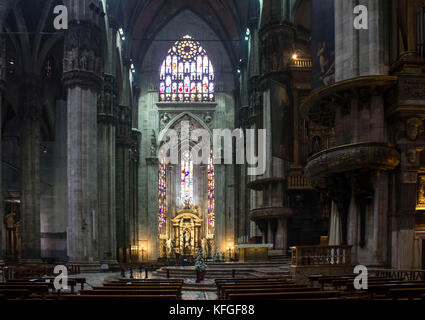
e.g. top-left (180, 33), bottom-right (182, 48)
top-left (0, 37), bottom-right (5, 264)
top-left (116, 105), bottom-right (132, 262)
top-left (146, 157), bottom-right (159, 261)
top-left (19, 80), bottom-right (42, 262)
top-left (97, 74), bottom-right (117, 264)
top-left (63, 22), bottom-right (103, 263)
top-left (129, 130), bottom-right (140, 253)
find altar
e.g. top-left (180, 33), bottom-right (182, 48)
top-left (160, 200), bottom-right (215, 259)
top-left (235, 244), bottom-right (273, 262)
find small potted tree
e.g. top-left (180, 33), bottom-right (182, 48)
top-left (195, 248), bottom-right (208, 282)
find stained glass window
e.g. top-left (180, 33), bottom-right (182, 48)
top-left (208, 151), bottom-right (215, 234)
top-left (159, 35), bottom-right (215, 103)
top-left (158, 160), bottom-right (167, 234)
top-left (181, 151), bottom-right (193, 204)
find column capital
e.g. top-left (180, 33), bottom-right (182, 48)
top-left (63, 22), bottom-right (103, 92)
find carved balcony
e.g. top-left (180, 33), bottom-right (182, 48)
top-left (249, 206), bottom-right (293, 222)
top-left (305, 142), bottom-right (400, 186)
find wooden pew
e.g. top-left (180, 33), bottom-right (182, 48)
top-left (216, 280), bottom-right (293, 297)
top-left (8, 279), bottom-right (77, 293)
top-left (25, 277), bottom-right (86, 290)
top-left (219, 283), bottom-right (305, 299)
top-left (112, 278), bottom-right (184, 284)
top-left (80, 289), bottom-right (179, 296)
top-left (58, 294), bottom-right (177, 301)
top-left (92, 286), bottom-right (182, 298)
top-left (389, 287), bottom-right (425, 300)
top-left (228, 290), bottom-right (343, 300)
top-left (223, 287), bottom-right (321, 300)
top-left (0, 289), bottom-right (31, 300)
top-left (0, 284), bottom-right (49, 299)
top-left (365, 282), bottom-right (425, 299)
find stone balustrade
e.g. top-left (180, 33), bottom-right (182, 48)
top-left (290, 245), bottom-right (353, 266)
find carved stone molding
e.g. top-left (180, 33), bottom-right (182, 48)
top-left (63, 70), bottom-right (103, 92)
top-left (98, 74), bottom-right (118, 121)
top-left (305, 142), bottom-right (401, 185)
top-left (116, 105), bottom-right (132, 146)
top-left (63, 22), bottom-right (103, 92)
top-left (301, 76), bottom-right (397, 127)
top-left (249, 206), bottom-right (293, 222)
top-left (247, 177), bottom-right (287, 191)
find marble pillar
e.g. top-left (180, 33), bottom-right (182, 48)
top-left (146, 157), bottom-right (159, 260)
top-left (19, 81), bottom-right (42, 262)
top-left (214, 163), bottom-right (225, 253)
top-left (97, 74), bottom-right (117, 264)
top-left (0, 37), bottom-right (5, 264)
top-left (63, 23), bottom-right (103, 263)
top-left (116, 105), bottom-right (132, 262)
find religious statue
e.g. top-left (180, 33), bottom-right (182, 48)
top-left (405, 117), bottom-right (423, 141)
top-left (201, 238), bottom-right (207, 257)
top-left (166, 238), bottom-right (173, 258)
top-left (150, 130), bottom-right (157, 157)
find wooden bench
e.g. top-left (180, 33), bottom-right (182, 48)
top-left (25, 277), bottom-right (86, 290)
top-left (93, 286), bottom-right (182, 298)
top-left (216, 280), bottom-right (294, 297)
top-left (8, 279), bottom-right (77, 293)
top-left (58, 294), bottom-right (178, 301)
top-left (81, 289), bottom-right (180, 296)
top-left (0, 289), bottom-right (31, 299)
top-left (228, 290), bottom-right (343, 300)
top-left (0, 284), bottom-right (49, 299)
top-left (389, 287), bottom-right (425, 300)
top-left (219, 283), bottom-right (305, 299)
top-left (365, 282), bottom-right (425, 299)
top-left (223, 287), bottom-right (321, 300)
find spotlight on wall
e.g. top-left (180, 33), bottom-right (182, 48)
top-left (119, 28), bottom-right (125, 41)
top-left (244, 28), bottom-right (250, 41)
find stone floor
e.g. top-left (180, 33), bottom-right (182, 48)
top-left (67, 271), bottom-right (218, 300)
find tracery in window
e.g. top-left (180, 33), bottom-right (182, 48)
top-left (159, 35), bottom-right (215, 103)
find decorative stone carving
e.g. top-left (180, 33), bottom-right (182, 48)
top-left (98, 74), bottom-right (118, 123)
top-left (405, 117), bottom-right (423, 141)
top-left (305, 142), bottom-right (401, 184)
top-left (159, 113), bottom-right (171, 131)
top-left (150, 130), bottom-right (157, 157)
top-left (63, 23), bottom-right (103, 91)
top-left (116, 106), bottom-right (132, 145)
top-left (203, 113), bottom-right (213, 124)
top-left (417, 174), bottom-right (425, 210)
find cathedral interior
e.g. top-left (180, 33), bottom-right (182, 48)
top-left (0, 0), bottom-right (425, 304)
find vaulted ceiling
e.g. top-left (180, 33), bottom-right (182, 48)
top-left (112, 0), bottom-right (250, 69)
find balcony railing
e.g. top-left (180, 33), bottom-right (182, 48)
top-left (290, 58), bottom-right (312, 69)
top-left (290, 245), bottom-right (352, 266)
top-left (287, 174), bottom-right (313, 190)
